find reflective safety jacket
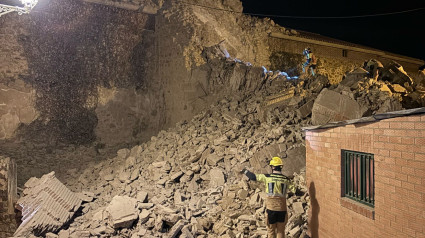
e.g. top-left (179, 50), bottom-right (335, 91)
top-left (256, 173), bottom-right (295, 197)
top-left (244, 170), bottom-right (295, 211)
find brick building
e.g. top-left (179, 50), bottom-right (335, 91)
top-left (303, 108), bottom-right (425, 237)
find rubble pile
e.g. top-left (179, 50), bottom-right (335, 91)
top-left (57, 89), bottom-right (311, 238)
top-left (12, 56), bottom-right (425, 237)
top-left (337, 62), bottom-right (425, 113)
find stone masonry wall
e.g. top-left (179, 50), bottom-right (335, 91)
top-left (155, 0), bottom-right (276, 128)
top-left (0, 157), bottom-right (18, 238)
top-left (305, 114), bottom-right (425, 237)
top-left (0, 0), bottom-right (164, 184)
top-left (0, 0), bottom-right (161, 147)
top-left (268, 37), bottom-right (422, 84)
top-left (0, 14), bottom-right (38, 140)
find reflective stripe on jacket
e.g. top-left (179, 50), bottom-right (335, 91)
top-left (256, 173), bottom-right (295, 197)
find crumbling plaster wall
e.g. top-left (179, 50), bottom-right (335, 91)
top-left (0, 14), bottom-right (37, 140)
top-left (0, 0), bottom-right (165, 184)
top-left (0, 0), bottom-right (163, 147)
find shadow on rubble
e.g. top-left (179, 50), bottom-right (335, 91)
top-left (308, 182), bottom-right (320, 238)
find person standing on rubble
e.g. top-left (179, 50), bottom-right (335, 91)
top-left (363, 59), bottom-right (383, 82)
top-left (241, 157), bottom-right (295, 238)
top-left (302, 48), bottom-right (317, 76)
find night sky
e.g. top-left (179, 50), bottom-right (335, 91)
top-left (241, 0), bottom-right (425, 62)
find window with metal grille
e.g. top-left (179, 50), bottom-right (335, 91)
top-left (342, 150), bottom-right (374, 207)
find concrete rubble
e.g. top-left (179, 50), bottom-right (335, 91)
top-left (9, 54), bottom-right (425, 237)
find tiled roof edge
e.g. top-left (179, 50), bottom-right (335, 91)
top-left (302, 107), bottom-right (425, 131)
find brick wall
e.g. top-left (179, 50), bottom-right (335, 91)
top-left (305, 113), bottom-right (425, 237)
top-left (0, 157), bottom-right (18, 237)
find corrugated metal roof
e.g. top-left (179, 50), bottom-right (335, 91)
top-left (302, 107), bottom-right (425, 131)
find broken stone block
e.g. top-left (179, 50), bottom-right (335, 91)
top-left (118, 171), bottom-right (131, 182)
top-left (249, 193), bottom-right (260, 206)
top-left (117, 148), bottom-right (131, 160)
top-left (164, 213), bottom-right (182, 224)
top-left (168, 220), bottom-right (185, 238)
top-left (77, 191), bottom-right (95, 202)
top-left (312, 89), bottom-right (368, 125)
top-left (237, 189), bottom-right (248, 200)
top-left (138, 203), bottom-right (154, 209)
top-left (58, 229), bottom-right (70, 238)
top-left (139, 210), bottom-right (150, 224)
top-left (125, 156), bottom-right (137, 169)
top-left (181, 226), bottom-right (195, 238)
top-left (343, 68), bottom-right (368, 84)
top-left (92, 208), bottom-right (108, 223)
top-left (170, 171), bottom-right (184, 182)
top-left (14, 172), bottom-right (82, 237)
top-left (376, 98), bottom-right (403, 114)
top-left (106, 196), bottom-right (138, 229)
top-left (157, 204), bottom-right (177, 214)
top-left (206, 154), bottom-right (223, 166)
top-left (157, 178), bottom-right (167, 185)
top-left (174, 190), bottom-right (184, 205)
top-left (297, 100), bottom-right (314, 119)
top-left (90, 225), bottom-right (112, 236)
top-left (237, 215), bottom-right (256, 223)
top-left (137, 191), bottom-right (148, 202)
top-left (228, 63), bottom-right (249, 91)
top-left (288, 225), bottom-right (301, 237)
top-left (130, 169), bottom-right (140, 181)
top-left (292, 202), bottom-right (304, 215)
top-left (307, 75), bottom-right (329, 93)
top-left (46, 233), bottom-right (58, 238)
top-left (209, 168), bottom-right (226, 187)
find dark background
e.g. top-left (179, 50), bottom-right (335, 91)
top-left (241, 0), bottom-right (425, 61)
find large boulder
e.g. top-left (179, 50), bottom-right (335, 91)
top-left (106, 196), bottom-right (139, 229)
top-left (312, 89), bottom-right (368, 125)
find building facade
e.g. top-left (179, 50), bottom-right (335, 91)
top-left (304, 108), bottom-right (425, 237)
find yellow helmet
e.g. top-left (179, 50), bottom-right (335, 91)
top-left (269, 157), bottom-right (283, 167)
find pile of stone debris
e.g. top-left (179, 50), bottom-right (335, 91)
top-left (12, 57), bottom-right (424, 238)
top-left (14, 89), bottom-right (311, 237)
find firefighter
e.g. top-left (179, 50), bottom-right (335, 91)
top-left (302, 48), bottom-right (317, 76)
top-left (241, 157), bottom-right (295, 238)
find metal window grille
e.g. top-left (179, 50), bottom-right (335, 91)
top-left (342, 150), bottom-right (374, 207)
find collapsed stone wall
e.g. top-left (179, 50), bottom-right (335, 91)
top-left (155, 0), bottom-right (280, 128)
top-left (1, 0), bottom-right (423, 188)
